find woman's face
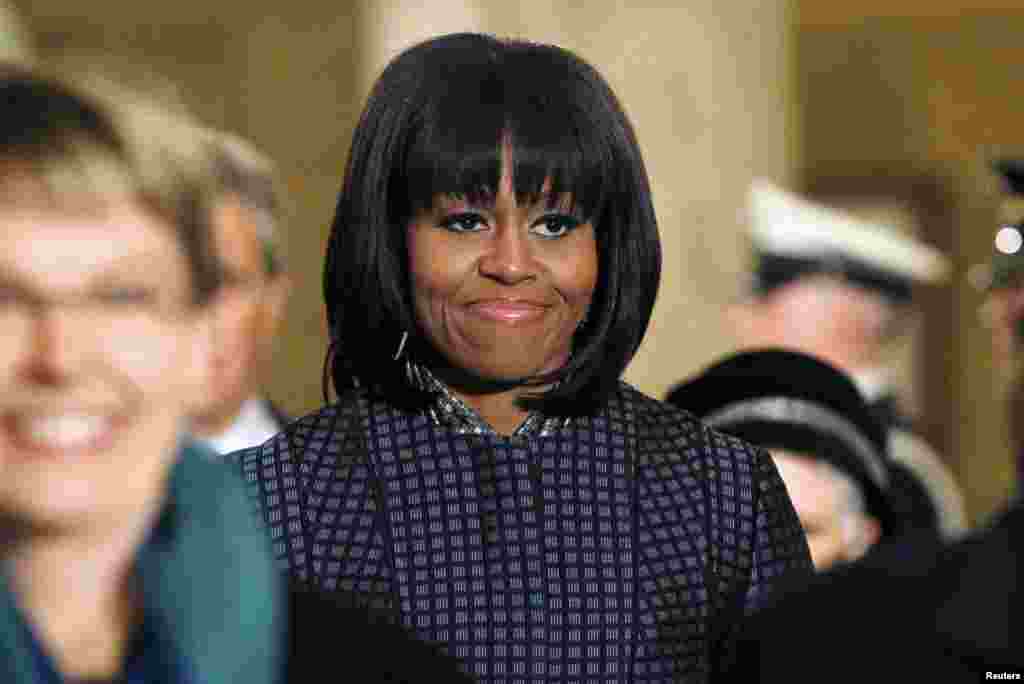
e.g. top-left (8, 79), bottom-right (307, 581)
top-left (0, 199), bottom-right (210, 533)
top-left (407, 169), bottom-right (598, 383)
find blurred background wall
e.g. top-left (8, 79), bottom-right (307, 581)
top-left (8, 0), bottom-right (1021, 523)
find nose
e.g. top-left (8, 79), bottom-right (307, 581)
top-left (477, 222), bottom-right (537, 285)
top-left (21, 307), bottom-right (84, 385)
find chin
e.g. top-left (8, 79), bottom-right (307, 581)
top-left (0, 487), bottom-right (115, 535)
top-left (469, 363), bottom-right (560, 387)
top-left (465, 351), bottom-right (570, 382)
top-left (0, 443), bottom-right (177, 536)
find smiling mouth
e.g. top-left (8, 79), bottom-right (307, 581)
top-left (2, 412), bottom-right (121, 459)
top-left (466, 300), bottom-right (550, 323)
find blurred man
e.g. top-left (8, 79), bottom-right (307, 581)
top-left (668, 350), bottom-right (891, 570)
top-left (730, 180), bottom-right (966, 538)
top-left (0, 64), bottom-right (282, 683)
top-left (191, 132), bottom-right (291, 455)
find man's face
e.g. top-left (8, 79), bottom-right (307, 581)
top-left (728, 276), bottom-right (894, 374)
top-left (981, 283), bottom-right (1024, 381)
top-left (197, 196), bottom-right (287, 431)
top-left (0, 200), bottom-right (210, 532)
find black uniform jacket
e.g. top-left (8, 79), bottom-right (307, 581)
top-left (735, 501), bottom-right (1024, 681)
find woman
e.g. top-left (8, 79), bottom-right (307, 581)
top-left (0, 65), bottom-right (282, 682)
top-left (667, 349), bottom-right (894, 570)
top-left (239, 33), bottom-right (811, 681)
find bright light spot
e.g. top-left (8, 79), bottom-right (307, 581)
top-left (995, 226), bottom-right (1023, 254)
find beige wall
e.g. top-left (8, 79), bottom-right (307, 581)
top-left (0, 0), bottom-right (31, 60)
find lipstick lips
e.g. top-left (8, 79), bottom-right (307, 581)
top-left (465, 299), bottom-right (551, 323)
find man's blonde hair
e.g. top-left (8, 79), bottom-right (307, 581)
top-left (0, 62), bottom-right (222, 304)
top-left (208, 130), bottom-right (285, 276)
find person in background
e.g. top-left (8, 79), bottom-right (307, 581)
top-left (976, 158), bottom-right (1024, 486)
top-left (235, 32), bottom-right (812, 682)
top-left (191, 131), bottom-right (291, 455)
top-left (0, 64), bottom-right (282, 683)
top-left (667, 350), bottom-right (894, 570)
top-left (730, 179), bottom-right (967, 538)
top-left (734, 166), bottom-right (1024, 682)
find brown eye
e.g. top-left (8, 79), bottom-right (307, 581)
top-left (530, 214), bottom-right (581, 239)
top-left (93, 286), bottom-right (157, 306)
top-left (439, 212), bottom-right (487, 233)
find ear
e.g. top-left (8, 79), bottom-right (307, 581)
top-left (208, 284), bottom-right (250, 344)
top-left (262, 272), bottom-right (292, 335)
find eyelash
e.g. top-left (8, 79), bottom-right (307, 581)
top-left (94, 286), bottom-right (157, 305)
top-left (532, 214), bottom-right (582, 239)
top-left (438, 212), bottom-right (582, 239)
top-left (439, 212), bottom-right (487, 233)
top-left (0, 285), bottom-right (159, 313)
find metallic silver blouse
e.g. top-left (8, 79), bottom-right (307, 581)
top-left (406, 361), bottom-right (568, 438)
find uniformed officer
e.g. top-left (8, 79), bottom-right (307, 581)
top-left (728, 180), bottom-right (966, 538)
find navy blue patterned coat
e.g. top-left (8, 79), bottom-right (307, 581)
top-left (236, 382), bottom-right (811, 682)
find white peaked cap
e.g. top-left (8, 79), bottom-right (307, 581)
top-left (747, 179), bottom-right (952, 285)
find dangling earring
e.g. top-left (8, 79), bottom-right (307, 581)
top-left (577, 309), bottom-right (589, 330)
top-left (393, 331), bottom-right (409, 361)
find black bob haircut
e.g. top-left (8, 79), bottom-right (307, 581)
top-left (323, 33), bottom-right (661, 415)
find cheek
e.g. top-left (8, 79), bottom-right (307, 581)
top-left (407, 231), bottom-right (474, 321)
top-left (224, 304), bottom-right (263, 359)
top-left (108, 323), bottom-right (179, 371)
top-left (407, 225), bottom-right (435, 302)
top-left (105, 320), bottom-right (204, 406)
top-left (554, 236), bottom-right (599, 309)
top-left (0, 318), bottom-right (28, 379)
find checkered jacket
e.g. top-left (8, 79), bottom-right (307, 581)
top-left (235, 382), bottom-right (811, 683)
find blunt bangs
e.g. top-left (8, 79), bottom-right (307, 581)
top-left (325, 33), bottom-right (661, 414)
top-left (401, 43), bottom-right (617, 225)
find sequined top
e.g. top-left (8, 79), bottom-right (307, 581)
top-left (407, 361), bottom-right (568, 438)
top-left (235, 381), bottom-right (812, 683)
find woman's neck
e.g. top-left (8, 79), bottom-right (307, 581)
top-left (3, 504), bottom-right (159, 679)
top-left (415, 359), bottom-right (539, 437)
top-left (456, 387), bottom-right (531, 436)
